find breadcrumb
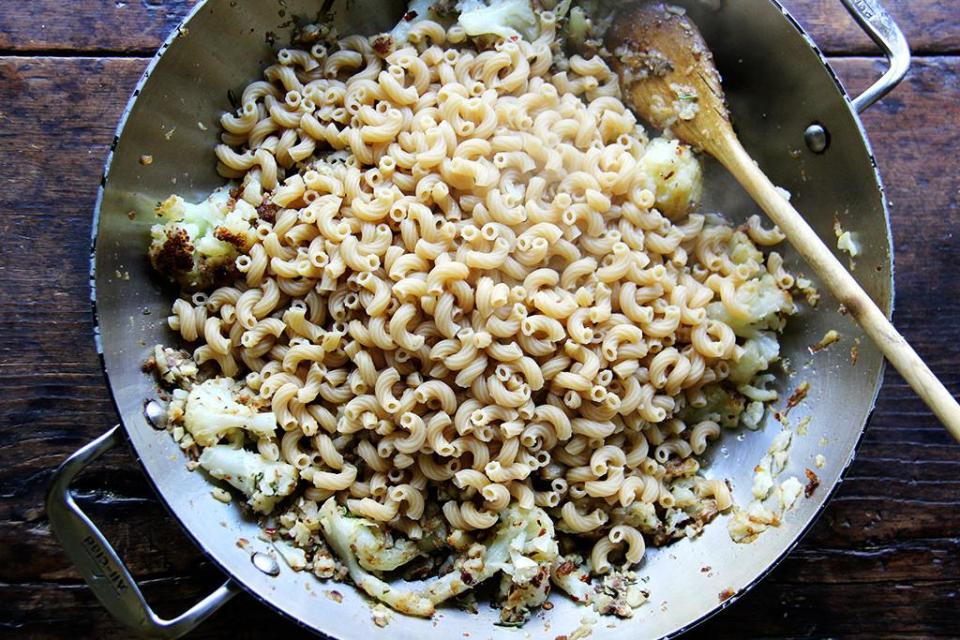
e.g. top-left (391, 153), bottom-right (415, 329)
top-left (810, 329), bottom-right (840, 354)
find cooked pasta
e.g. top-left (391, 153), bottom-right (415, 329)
top-left (145, 0), bottom-right (803, 628)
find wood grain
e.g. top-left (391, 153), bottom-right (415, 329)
top-left (0, 0), bottom-right (956, 56)
top-left (1, 8), bottom-right (960, 640)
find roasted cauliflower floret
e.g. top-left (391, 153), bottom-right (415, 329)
top-left (493, 506), bottom-right (559, 624)
top-left (640, 137), bottom-right (703, 219)
top-left (497, 564), bottom-right (551, 626)
top-left (616, 501), bottom-right (661, 536)
top-left (457, 0), bottom-right (538, 40)
top-left (681, 383), bottom-right (747, 429)
top-left (148, 186), bottom-right (257, 290)
top-left (422, 505), bottom-right (559, 624)
top-left (729, 332), bottom-right (781, 385)
top-left (184, 378), bottom-right (276, 446)
top-left (198, 445), bottom-right (297, 514)
top-left (706, 273), bottom-right (795, 338)
top-left (389, 0), bottom-right (448, 42)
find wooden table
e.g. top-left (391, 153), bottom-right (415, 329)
top-left (1, 1), bottom-right (958, 638)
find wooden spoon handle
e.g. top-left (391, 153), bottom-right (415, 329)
top-left (715, 135), bottom-right (960, 442)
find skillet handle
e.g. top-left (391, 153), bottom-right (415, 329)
top-left (839, 0), bottom-right (910, 113)
top-left (46, 426), bottom-right (239, 639)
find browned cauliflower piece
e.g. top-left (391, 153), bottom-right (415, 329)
top-left (148, 187), bottom-right (257, 290)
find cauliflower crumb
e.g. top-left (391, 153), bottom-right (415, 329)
top-left (770, 429), bottom-right (793, 455)
top-left (591, 570), bottom-right (648, 618)
top-left (211, 487), bottom-right (232, 503)
top-left (325, 589), bottom-right (343, 603)
top-left (569, 615), bottom-right (597, 640)
top-left (751, 462), bottom-right (774, 500)
top-left (777, 477), bottom-right (804, 512)
top-left (815, 454), bottom-right (826, 469)
top-left (785, 381), bottom-right (810, 414)
top-left (834, 219), bottom-right (860, 267)
top-left (319, 499), bottom-right (435, 616)
top-left (639, 138), bottom-right (703, 220)
top-left (795, 276), bottom-right (821, 307)
top-left (274, 540), bottom-right (308, 571)
top-left (551, 556), bottom-right (593, 605)
top-left (730, 428), bottom-right (803, 543)
top-left (837, 232), bottom-right (860, 257)
top-left (670, 83), bottom-right (700, 121)
top-left (149, 345), bottom-right (199, 388)
top-left (371, 603), bottom-right (393, 627)
top-left (741, 400), bottom-right (766, 430)
top-left (314, 551), bottom-right (339, 579)
top-left (810, 329), bottom-right (840, 353)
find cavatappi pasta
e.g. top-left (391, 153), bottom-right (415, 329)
top-left (146, 2), bottom-right (800, 627)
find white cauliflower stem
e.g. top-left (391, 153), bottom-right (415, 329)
top-left (318, 498), bottom-right (436, 616)
top-left (328, 505), bottom-right (422, 572)
top-left (184, 378), bottom-right (277, 446)
top-left (319, 502), bottom-right (560, 622)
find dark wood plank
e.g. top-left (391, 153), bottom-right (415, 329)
top-left (2, 52), bottom-right (960, 639)
top-left (797, 0), bottom-right (960, 55)
top-left (0, 2), bottom-right (197, 55)
top-left (0, 0), bottom-right (956, 56)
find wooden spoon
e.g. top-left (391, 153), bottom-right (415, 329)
top-left (607, 2), bottom-right (960, 442)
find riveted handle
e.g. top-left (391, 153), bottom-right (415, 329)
top-left (46, 426), bottom-right (238, 638)
top-left (839, 0), bottom-right (910, 113)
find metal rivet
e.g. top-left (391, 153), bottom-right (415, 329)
top-left (251, 552), bottom-right (280, 576)
top-left (144, 400), bottom-right (166, 429)
top-left (804, 123), bottom-right (830, 154)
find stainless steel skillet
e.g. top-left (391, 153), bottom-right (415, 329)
top-left (46, 0), bottom-right (909, 637)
